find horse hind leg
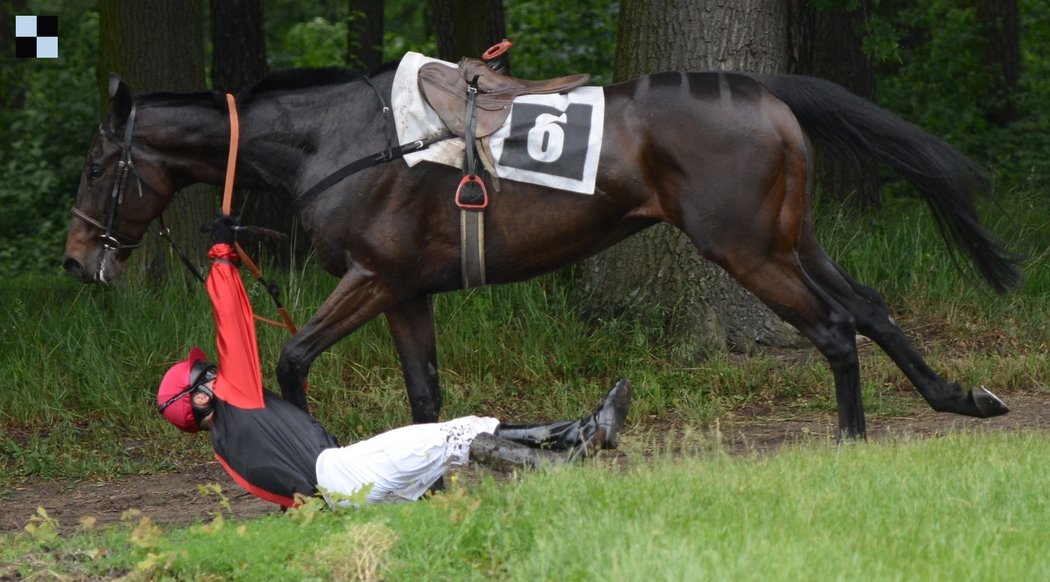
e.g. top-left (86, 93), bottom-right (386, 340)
top-left (713, 249), bottom-right (868, 438)
top-left (797, 232), bottom-right (1008, 418)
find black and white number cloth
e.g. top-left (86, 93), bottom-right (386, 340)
top-left (393, 52), bottom-right (605, 195)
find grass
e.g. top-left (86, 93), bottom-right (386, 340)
top-left (4, 430), bottom-right (1050, 580)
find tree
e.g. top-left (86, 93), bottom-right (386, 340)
top-left (349, 0), bottom-right (384, 70)
top-left (98, 0), bottom-right (210, 280)
top-left (975, 0), bottom-right (1020, 126)
top-left (789, 0), bottom-right (881, 207)
top-left (211, 0), bottom-right (268, 92)
top-left (211, 0), bottom-right (301, 264)
top-left (577, 0), bottom-right (802, 359)
top-left (431, 0), bottom-right (507, 62)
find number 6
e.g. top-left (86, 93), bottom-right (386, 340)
top-left (526, 113), bottom-right (568, 162)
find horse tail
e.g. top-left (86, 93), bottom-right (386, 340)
top-left (752, 73), bottom-right (1021, 294)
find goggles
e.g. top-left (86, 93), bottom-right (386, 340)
top-left (158, 360), bottom-right (217, 427)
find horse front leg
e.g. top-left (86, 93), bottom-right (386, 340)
top-left (277, 263), bottom-right (397, 411)
top-left (385, 295), bottom-right (442, 424)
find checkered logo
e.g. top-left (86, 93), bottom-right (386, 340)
top-left (15, 15), bottom-right (59, 59)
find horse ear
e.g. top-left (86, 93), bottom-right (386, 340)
top-left (107, 72), bottom-right (133, 132)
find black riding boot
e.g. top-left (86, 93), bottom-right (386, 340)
top-left (468, 433), bottom-right (566, 471)
top-left (493, 420), bottom-right (583, 451)
top-left (493, 378), bottom-right (632, 459)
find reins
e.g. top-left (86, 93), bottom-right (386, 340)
top-left (218, 75), bottom-right (445, 333)
top-left (222, 93), bottom-right (240, 216)
top-left (220, 93), bottom-right (299, 335)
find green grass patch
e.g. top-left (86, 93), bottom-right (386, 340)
top-left (4, 430), bottom-right (1049, 580)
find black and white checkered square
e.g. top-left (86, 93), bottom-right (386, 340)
top-left (15, 15), bottom-right (59, 59)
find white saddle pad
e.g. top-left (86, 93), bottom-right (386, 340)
top-left (392, 51), bottom-right (605, 195)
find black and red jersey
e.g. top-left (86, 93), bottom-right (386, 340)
top-left (204, 243), bottom-right (338, 507)
top-left (210, 391), bottom-right (338, 506)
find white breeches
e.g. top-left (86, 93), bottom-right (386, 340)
top-left (315, 415), bottom-right (500, 506)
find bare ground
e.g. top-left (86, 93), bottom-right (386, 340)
top-left (4, 390), bottom-right (1049, 536)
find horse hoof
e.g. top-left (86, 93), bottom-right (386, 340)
top-left (971, 386), bottom-right (1009, 417)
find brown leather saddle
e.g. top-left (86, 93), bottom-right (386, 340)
top-left (418, 57), bottom-right (590, 139)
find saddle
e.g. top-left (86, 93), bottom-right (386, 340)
top-left (418, 57), bottom-right (590, 139)
top-left (418, 42), bottom-right (591, 290)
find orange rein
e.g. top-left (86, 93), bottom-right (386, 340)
top-left (222, 94), bottom-right (240, 216)
top-left (222, 93), bottom-right (298, 335)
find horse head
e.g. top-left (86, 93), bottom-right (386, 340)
top-left (63, 74), bottom-right (178, 283)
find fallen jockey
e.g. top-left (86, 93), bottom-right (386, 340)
top-left (156, 215), bottom-right (631, 507)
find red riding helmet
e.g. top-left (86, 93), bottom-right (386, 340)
top-left (157, 347), bottom-right (215, 432)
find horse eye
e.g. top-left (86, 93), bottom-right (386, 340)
top-left (88, 165), bottom-right (105, 180)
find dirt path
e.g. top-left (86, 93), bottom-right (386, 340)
top-left (3, 391), bottom-right (1049, 535)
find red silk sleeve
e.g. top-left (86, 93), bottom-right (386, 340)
top-left (206, 243), bottom-right (265, 409)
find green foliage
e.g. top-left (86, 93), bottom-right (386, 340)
top-left (504, 0), bottom-right (619, 84)
top-left (871, 0), bottom-right (1050, 181)
top-left (877, 2), bottom-right (990, 144)
top-left (281, 17), bottom-right (349, 68)
top-left (0, 5), bottom-right (98, 275)
top-left (265, 1), bottom-right (350, 69)
top-left (860, 11), bottom-right (903, 64)
top-left (382, 1), bottom-right (438, 63)
top-left (805, 0), bottom-right (1050, 183)
top-left (809, 0), bottom-right (901, 64)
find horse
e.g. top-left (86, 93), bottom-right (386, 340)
top-left (62, 58), bottom-right (1020, 439)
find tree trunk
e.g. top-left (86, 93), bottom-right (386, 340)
top-left (975, 0), bottom-right (1020, 126)
top-left (211, 0), bottom-right (268, 92)
top-left (788, 0), bottom-right (881, 207)
top-left (211, 0), bottom-right (303, 266)
top-left (349, 0), bottom-right (384, 71)
top-left (577, 0), bottom-right (803, 359)
top-left (99, 0), bottom-right (210, 282)
top-left (431, 0), bottom-right (507, 62)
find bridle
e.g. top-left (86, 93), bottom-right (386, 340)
top-left (70, 102), bottom-right (153, 253)
top-left (69, 100), bottom-right (181, 282)
top-left (68, 75), bottom-right (444, 281)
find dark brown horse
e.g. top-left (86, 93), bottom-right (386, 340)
top-left (63, 60), bottom-right (1019, 439)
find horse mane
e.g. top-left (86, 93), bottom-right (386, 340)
top-left (130, 61), bottom-right (401, 111)
top-left (137, 91), bottom-right (225, 110)
top-left (131, 71), bottom-right (358, 111)
top-left (244, 68), bottom-right (359, 96)
top-left (240, 61), bottom-right (400, 101)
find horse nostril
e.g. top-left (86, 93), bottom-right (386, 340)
top-left (63, 256), bottom-right (85, 279)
